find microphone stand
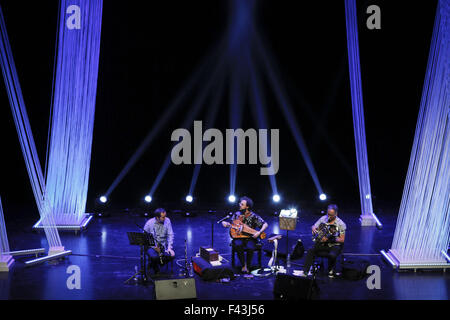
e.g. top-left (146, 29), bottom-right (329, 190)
top-left (211, 219), bottom-right (214, 249)
top-left (213, 213), bottom-right (231, 248)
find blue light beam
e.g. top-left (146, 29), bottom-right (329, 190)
top-left (255, 33), bottom-right (324, 195)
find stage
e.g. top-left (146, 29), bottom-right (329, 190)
top-left (1, 205), bottom-right (448, 300)
top-left (0, 1), bottom-right (448, 305)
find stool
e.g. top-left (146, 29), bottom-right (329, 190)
top-left (231, 242), bottom-right (262, 269)
top-left (314, 252), bottom-right (344, 273)
top-left (160, 257), bottom-right (175, 274)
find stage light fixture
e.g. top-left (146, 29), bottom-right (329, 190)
top-left (99, 196), bottom-right (107, 203)
top-left (442, 250), bottom-right (450, 263)
top-left (272, 194), bottom-right (281, 202)
top-left (228, 195), bottom-right (236, 203)
top-left (380, 250), bottom-right (398, 269)
top-left (319, 193), bottom-right (327, 201)
top-left (25, 250), bottom-right (72, 267)
top-left (144, 195), bottom-right (152, 203)
top-left (186, 195), bottom-right (193, 203)
top-left (371, 212), bottom-right (383, 229)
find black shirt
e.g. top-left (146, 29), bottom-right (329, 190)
top-left (230, 211), bottom-right (266, 230)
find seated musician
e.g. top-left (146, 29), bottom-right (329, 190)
top-left (299, 204), bottom-right (346, 278)
top-left (144, 208), bottom-right (175, 274)
top-left (221, 196), bottom-right (268, 273)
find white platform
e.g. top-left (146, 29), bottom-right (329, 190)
top-left (33, 214), bottom-right (93, 233)
top-left (360, 214), bottom-right (377, 226)
top-left (382, 249), bottom-right (450, 271)
top-left (48, 246), bottom-right (65, 256)
top-left (0, 254), bottom-right (14, 272)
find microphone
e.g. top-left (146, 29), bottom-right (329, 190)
top-left (217, 212), bottom-right (232, 224)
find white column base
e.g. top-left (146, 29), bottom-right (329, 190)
top-left (48, 246), bottom-right (65, 256)
top-left (0, 255), bottom-right (14, 272)
top-left (360, 214), bottom-right (377, 226)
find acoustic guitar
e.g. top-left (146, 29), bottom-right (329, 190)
top-left (227, 219), bottom-right (266, 240)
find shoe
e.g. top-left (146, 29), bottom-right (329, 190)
top-left (297, 270), bottom-right (307, 277)
top-left (328, 270), bottom-right (337, 278)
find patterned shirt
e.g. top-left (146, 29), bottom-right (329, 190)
top-left (143, 217), bottom-right (174, 250)
top-left (313, 215), bottom-right (346, 246)
top-left (230, 211), bottom-right (266, 230)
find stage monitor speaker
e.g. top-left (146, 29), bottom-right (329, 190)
top-left (273, 274), bottom-right (319, 300)
top-left (154, 278), bottom-right (197, 300)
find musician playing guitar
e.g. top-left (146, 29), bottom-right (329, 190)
top-left (221, 196), bottom-right (268, 274)
top-left (144, 208), bottom-right (175, 275)
top-left (299, 204), bottom-right (346, 278)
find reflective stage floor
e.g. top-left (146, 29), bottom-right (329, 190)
top-left (0, 206), bottom-right (449, 300)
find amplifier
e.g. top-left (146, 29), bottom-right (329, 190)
top-left (200, 246), bottom-right (219, 262)
top-left (154, 278), bottom-right (197, 300)
top-left (273, 273), bottom-right (319, 300)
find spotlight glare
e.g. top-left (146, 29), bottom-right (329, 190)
top-left (144, 195), bottom-right (152, 203)
top-left (99, 196), bottom-right (107, 203)
top-left (319, 193), bottom-right (327, 201)
top-left (228, 195), bottom-right (236, 203)
top-left (186, 195), bottom-right (193, 203)
top-left (272, 194), bottom-right (281, 202)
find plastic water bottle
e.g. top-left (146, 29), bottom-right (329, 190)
top-left (189, 262), bottom-right (194, 277)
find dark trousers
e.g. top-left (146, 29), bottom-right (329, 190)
top-left (146, 247), bottom-right (173, 274)
top-left (232, 238), bottom-right (258, 268)
top-left (303, 242), bottom-right (343, 273)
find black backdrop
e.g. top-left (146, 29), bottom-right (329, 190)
top-left (0, 1), bottom-right (437, 215)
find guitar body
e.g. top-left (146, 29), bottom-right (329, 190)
top-left (229, 219), bottom-right (266, 240)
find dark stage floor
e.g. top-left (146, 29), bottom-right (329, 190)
top-left (1, 206), bottom-right (449, 300)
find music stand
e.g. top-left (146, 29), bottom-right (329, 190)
top-left (124, 232), bottom-right (155, 285)
top-left (279, 209), bottom-right (298, 269)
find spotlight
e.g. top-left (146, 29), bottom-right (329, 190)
top-left (186, 195), bottom-right (193, 203)
top-left (144, 195), bottom-right (152, 203)
top-left (319, 193), bottom-right (327, 201)
top-left (272, 194), bottom-right (281, 203)
top-left (228, 195), bottom-right (236, 203)
top-left (99, 196), bottom-right (107, 203)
